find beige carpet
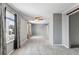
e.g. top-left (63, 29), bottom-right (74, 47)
top-left (12, 38), bottom-right (79, 55)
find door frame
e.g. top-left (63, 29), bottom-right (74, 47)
top-left (2, 4), bottom-right (20, 55)
top-left (4, 6), bottom-right (18, 54)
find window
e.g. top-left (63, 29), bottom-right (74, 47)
top-left (6, 10), bottom-right (15, 42)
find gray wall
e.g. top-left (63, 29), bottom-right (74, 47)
top-left (31, 24), bottom-right (48, 37)
top-left (62, 14), bottom-right (69, 48)
top-left (0, 3), bottom-right (28, 55)
top-left (20, 18), bottom-right (27, 47)
top-left (0, 8), bottom-right (2, 55)
top-left (53, 13), bottom-right (62, 44)
top-left (6, 41), bottom-right (14, 54)
top-left (69, 12), bottom-right (79, 45)
top-left (48, 15), bottom-right (53, 45)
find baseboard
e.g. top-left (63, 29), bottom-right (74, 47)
top-left (53, 44), bottom-right (63, 48)
top-left (53, 44), bottom-right (63, 46)
top-left (7, 49), bottom-right (15, 55)
top-left (63, 44), bottom-right (69, 48)
top-left (71, 45), bottom-right (79, 48)
top-left (20, 39), bottom-right (27, 47)
top-left (53, 44), bottom-right (70, 48)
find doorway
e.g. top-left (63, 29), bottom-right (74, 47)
top-left (69, 12), bottom-right (79, 48)
top-left (5, 7), bottom-right (17, 54)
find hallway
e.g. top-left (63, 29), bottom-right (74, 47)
top-left (12, 37), bottom-right (79, 55)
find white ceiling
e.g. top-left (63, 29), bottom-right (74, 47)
top-left (9, 3), bottom-right (76, 18)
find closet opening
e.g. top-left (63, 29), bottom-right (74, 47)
top-left (68, 9), bottom-right (79, 48)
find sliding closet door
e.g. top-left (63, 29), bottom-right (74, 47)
top-left (69, 12), bottom-right (79, 47)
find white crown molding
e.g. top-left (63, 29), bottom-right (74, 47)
top-left (62, 3), bottom-right (79, 14)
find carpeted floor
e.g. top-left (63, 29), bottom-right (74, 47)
top-left (12, 37), bottom-right (79, 55)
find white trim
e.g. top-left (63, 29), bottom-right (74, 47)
top-left (67, 9), bottom-right (79, 16)
top-left (7, 49), bottom-right (15, 55)
top-left (6, 39), bottom-right (15, 44)
top-left (53, 44), bottom-right (63, 47)
top-left (63, 4), bottom-right (79, 14)
top-left (63, 44), bottom-right (69, 48)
